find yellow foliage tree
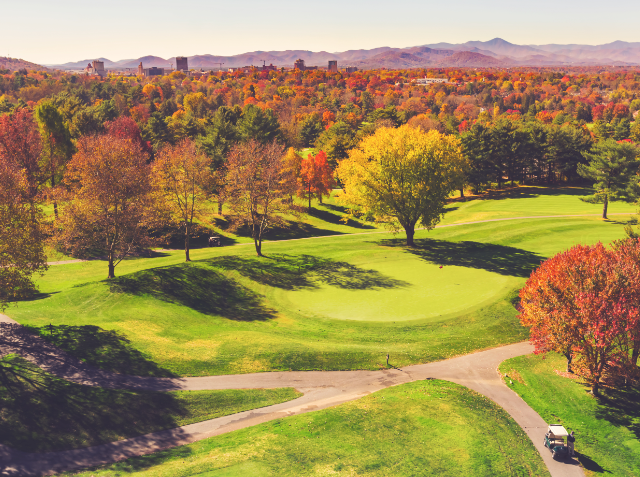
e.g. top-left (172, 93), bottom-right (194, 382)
top-left (183, 92), bottom-right (206, 116)
top-left (336, 125), bottom-right (467, 246)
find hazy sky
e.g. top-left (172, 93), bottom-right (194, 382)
top-left (4, 0), bottom-right (640, 64)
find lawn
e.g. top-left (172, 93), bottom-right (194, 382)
top-left (58, 380), bottom-right (550, 477)
top-left (499, 353), bottom-right (640, 476)
top-left (0, 354), bottom-right (300, 453)
top-left (8, 214), bottom-right (630, 377)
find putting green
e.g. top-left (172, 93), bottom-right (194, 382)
top-left (279, 254), bottom-right (513, 322)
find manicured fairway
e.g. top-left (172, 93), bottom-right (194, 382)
top-left (0, 355), bottom-right (300, 452)
top-left (57, 380), bottom-right (550, 477)
top-left (441, 186), bottom-right (637, 225)
top-left (499, 353), bottom-right (640, 477)
top-left (8, 215), bottom-right (630, 376)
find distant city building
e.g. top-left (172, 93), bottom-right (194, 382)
top-left (137, 62), bottom-right (144, 76)
top-left (176, 56), bottom-right (188, 71)
top-left (415, 78), bottom-right (449, 84)
top-left (294, 59), bottom-right (305, 70)
top-left (85, 60), bottom-right (107, 77)
top-left (328, 60), bottom-right (338, 72)
top-left (344, 66), bottom-right (358, 74)
top-left (143, 67), bottom-right (164, 77)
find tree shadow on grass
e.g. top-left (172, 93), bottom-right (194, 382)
top-left (0, 355), bottom-right (190, 453)
top-left (307, 207), bottom-right (376, 230)
top-left (22, 324), bottom-right (177, 378)
top-left (109, 264), bottom-right (275, 321)
top-left (211, 254), bottom-right (409, 291)
top-left (378, 238), bottom-right (545, 278)
top-left (576, 452), bottom-right (609, 474)
top-left (594, 385), bottom-right (640, 443)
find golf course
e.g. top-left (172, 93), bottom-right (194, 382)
top-left (2, 186), bottom-right (639, 476)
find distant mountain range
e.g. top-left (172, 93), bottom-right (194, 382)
top-left (1, 57), bottom-right (48, 71)
top-left (48, 38), bottom-right (640, 70)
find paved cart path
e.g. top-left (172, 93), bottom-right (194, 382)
top-left (0, 315), bottom-right (583, 477)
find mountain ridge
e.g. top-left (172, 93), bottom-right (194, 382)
top-left (48, 39), bottom-right (640, 70)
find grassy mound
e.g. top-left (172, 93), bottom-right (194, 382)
top-left (0, 355), bottom-right (300, 452)
top-left (59, 380), bottom-right (549, 477)
top-left (499, 353), bottom-right (640, 476)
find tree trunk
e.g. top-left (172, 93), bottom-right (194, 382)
top-left (591, 379), bottom-right (600, 396)
top-left (404, 224), bottom-right (415, 247)
top-left (602, 195), bottom-right (608, 219)
top-left (185, 223), bottom-right (191, 262)
top-left (108, 256), bottom-right (115, 279)
top-left (308, 183), bottom-right (312, 211)
top-left (460, 188), bottom-right (465, 198)
top-left (632, 339), bottom-right (640, 365)
top-left (565, 352), bottom-right (573, 373)
top-left (51, 173), bottom-right (58, 219)
top-left (254, 238), bottom-right (263, 257)
top-left (217, 193), bottom-right (224, 216)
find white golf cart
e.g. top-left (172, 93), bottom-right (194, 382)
top-left (544, 424), bottom-right (570, 460)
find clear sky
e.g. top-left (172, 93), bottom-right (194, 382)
top-left (3, 0), bottom-right (640, 65)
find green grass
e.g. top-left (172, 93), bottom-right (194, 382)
top-left (499, 353), bottom-right (640, 476)
top-left (58, 380), bottom-right (549, 477)
top-left (441, 185), bottom-right (637, 225)
top-left (8, 214), bottom-right (630, 377)
top-left (0, 354), bottom-right (301, 453)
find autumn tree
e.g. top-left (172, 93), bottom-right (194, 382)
top-left (337, 125), bottom-right (467, 246)
top-left (519, 243), bottom-right (636, 395)
top-left (55, 136), bottom-right (155, 278)
top-left (105, 116), bottom-right (152, 155)
top-left (0, 108), bottom-right (44, 201)
top-left (224, 140), bottom-right (298, 256)
top-left (0, 160), bottom-right (48, 309)
top-left (578, 139), bottom-right (640, 219)
top-left (153, 139), bottom-right (213, 261)
top-left (298, 150), bottom-right (334, 210)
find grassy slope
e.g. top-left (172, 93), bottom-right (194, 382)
top-left (9, 215), bottom-right (629, 376)
top-left (0, 355), bottom-right (300, 453)
top-left (499, 354), bottom-right (640, 477)
top-left (59, 380), bottom-right (549, 477)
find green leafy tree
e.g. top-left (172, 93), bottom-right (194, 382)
top-left (578, 139), bottom-right (640, 219)
top-left (34, 101), bottom-right (73, 217)
top-left (298, 113), bottom-right (323, 147)
top-left (237, 104), bottom-right (281, 143)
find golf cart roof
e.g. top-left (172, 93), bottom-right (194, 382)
top-left (548, 424), bottom-right (568, 437)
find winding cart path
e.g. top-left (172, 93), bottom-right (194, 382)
top-left (0, 314), bottom-right (583, 477)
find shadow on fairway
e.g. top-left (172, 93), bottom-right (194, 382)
top-left (211, 254), bottom-right (409, 291)
top-left (0, 354), bottom-right (190, 453)
top-left (379, 238), bottom-right (544, 278)
top-left (307, 206), bottom-right (376, 230)
top-left (21, 324), bottom-right (177, 377)
top-left (110, 265), bottom-right (275, 321)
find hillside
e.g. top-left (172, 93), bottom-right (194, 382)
top-left (0, 57), bottom-right (47, 72)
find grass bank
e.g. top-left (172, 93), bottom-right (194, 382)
top-left (58, 380), bottom-right (549, 477)
top-left (499, 353), bottom-right (640, 476)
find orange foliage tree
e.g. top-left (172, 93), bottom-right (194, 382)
top-left (153, 139), bottom-right (213, 262)
top-left (55, 136), bottom-right (155, 278)
top-left (298, 150), bottom-right (334, 210)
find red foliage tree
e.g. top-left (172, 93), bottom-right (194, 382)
top-left (105, 116), bottom-right (152, 155)
top-left (519, 243), bottom-right (637, 395)
top-left (298, 150), bottom-right (334, 210)
top-left (0, 109), bottom-right (44, 200)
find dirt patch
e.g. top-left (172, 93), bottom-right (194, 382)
top-left (555, 369), bottom-right (580, 379)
